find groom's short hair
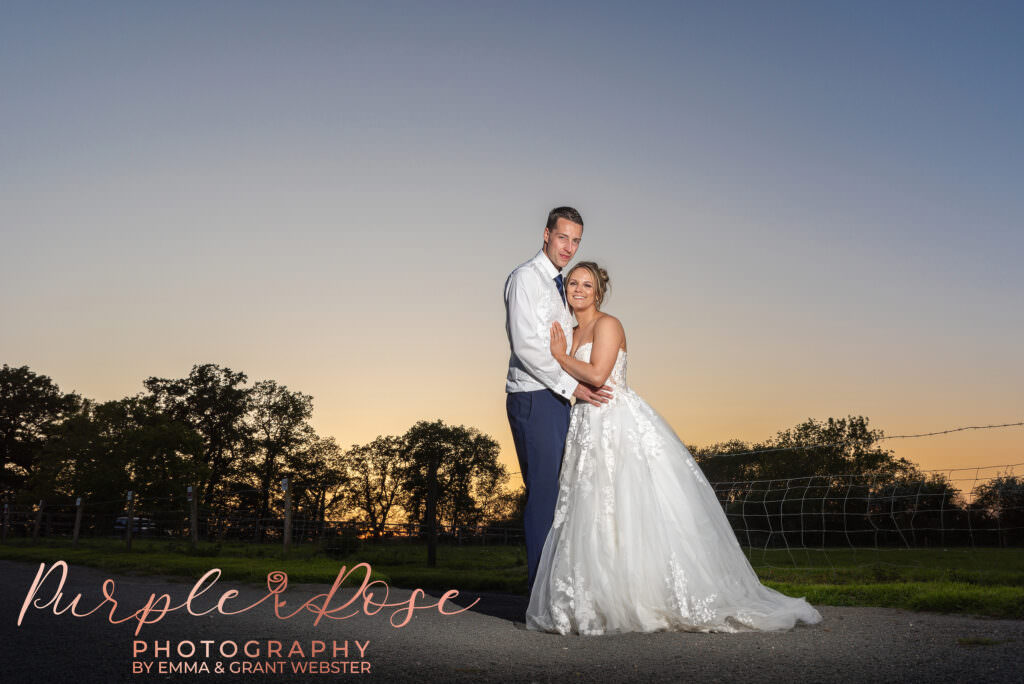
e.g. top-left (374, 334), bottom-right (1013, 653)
top-left (546, 206), bottom-right (584, 230)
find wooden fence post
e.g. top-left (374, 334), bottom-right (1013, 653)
top-left (125, 491), bottom-right (134, 552)
top-left (32, 500), bottom-right (44, 544)
top-left (72, 497), bottom-right (84, 548)
top-left (188, 486), bottom-right (199, 549)
top-left (282, 478), bottom-right (292, 554)
top-left (426, 467), bottom-right (438, 567)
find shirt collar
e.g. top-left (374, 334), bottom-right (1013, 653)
top-left (531, 249), bottom-right (561, 280)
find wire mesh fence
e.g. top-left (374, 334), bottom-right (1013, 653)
top-left (709, 464), bottom-right (1024, 550)
top-left (3, 465), bottom-right (1020, 553)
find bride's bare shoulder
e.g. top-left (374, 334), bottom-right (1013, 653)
top-left (595, 313), bottom-right (626, 340)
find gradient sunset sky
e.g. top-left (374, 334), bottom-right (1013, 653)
top-left (3, 1), bottom-right (1022, 482)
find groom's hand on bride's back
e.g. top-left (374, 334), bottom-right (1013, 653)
top-left (573, 382), bottom-right (613, 406)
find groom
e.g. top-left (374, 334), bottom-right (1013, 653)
top-left (504, 206), bottom-right (611, 591)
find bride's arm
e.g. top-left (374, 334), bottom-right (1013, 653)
top-left (550, 317), bottom-right (625, 387)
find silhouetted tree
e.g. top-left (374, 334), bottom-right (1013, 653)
top-left (691, 416), bottom-right (965, 548)
top-left (345, 435), bottom-right (406, 538)
top-left (402, 419), bottom-right (505, 565)
top-left (483, 485), bottom-right (526, 528)
top-left (245, 380), bottom-right (314, 539)
top-left (287, 435), bottom-right (350, 531)
top-left (693, 416), bottom-right (915, 484)
top-left (0, 364), bottom-right (81, 500)
top-left (975, 475), bottom-right (1024, 546)
top-left (31, 395), bottom-right (203, 510)
top-left (144, 364), bottom-right (252, 507)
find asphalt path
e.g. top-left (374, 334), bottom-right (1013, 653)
top-left (1, 559), bottom-right (1021, 683)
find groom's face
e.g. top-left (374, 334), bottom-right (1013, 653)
top-left (543, 218), bottom-right (583, 271)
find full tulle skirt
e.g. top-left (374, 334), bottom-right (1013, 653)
top-left (526, 384), bottom-right (822, 635)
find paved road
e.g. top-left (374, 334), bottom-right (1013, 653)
top-left (2, 560), bottom-right (1021, 683)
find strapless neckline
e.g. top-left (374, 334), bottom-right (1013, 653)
top-left (572, 342), bottom-right (627, 358)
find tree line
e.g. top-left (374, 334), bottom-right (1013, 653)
top-left (690, 416), bottom-right (1024, 547)
top-left (0, 364), bottom-right (519, 543)
top-left (2, 363), bottom-right (1021, 547)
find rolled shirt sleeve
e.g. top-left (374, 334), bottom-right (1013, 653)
top-left (505, 270), bottom-right (579, 399)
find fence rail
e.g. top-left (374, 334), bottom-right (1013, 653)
top-left (0, 498), bottom-right (525, 549)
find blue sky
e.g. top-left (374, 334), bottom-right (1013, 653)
top-left (3, 1), bottom-right (1022, 474)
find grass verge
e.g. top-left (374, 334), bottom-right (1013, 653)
top-left (766, 581), bottom-right (1024, 620)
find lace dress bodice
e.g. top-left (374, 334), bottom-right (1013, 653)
top-left (572, 342), bottom-right (628, 390)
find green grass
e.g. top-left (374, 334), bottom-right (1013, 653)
top-left (747, 547), bottom-right (1024, 618)
top-left (0, 538), bottom-right (525, 591)
top-left (765, 581), bottom-right (1024, 620)
top-left (747, 547), bottom-right (1024, 587)
top-left (0, 538), bottom-right (391, 585)
top-left (2, 539), bottom-right (1023, 618)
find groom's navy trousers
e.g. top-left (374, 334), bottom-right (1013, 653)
top-left (507, 388), bottom-right (571, 591)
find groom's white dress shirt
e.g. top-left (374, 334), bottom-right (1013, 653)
top-left (505, 250), bottom-right (578, 399)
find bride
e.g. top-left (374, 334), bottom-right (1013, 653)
top-left (525, 261), bottom-right (823, 635)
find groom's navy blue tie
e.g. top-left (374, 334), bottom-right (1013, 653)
top-left (554, 274), bottom-right (566, 307)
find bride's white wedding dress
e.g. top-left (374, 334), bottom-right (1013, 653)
top-left (526, 343), bottom-right (822, 635)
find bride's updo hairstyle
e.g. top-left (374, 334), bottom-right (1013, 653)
top-left (568, 261), bottom-right (610, 309)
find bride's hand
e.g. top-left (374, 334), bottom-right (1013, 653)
top-left (549, 322), bottom-right (568, 360)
